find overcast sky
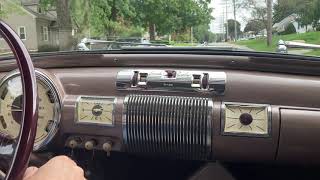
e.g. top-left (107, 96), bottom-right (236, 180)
top-left (209, 0), bottom-right (276, 33)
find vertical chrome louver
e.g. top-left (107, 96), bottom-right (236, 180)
top-left (123, 94), bottom-right (213, 160)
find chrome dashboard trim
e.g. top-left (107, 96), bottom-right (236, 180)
top-left (34, 70), bottom-right (62, 151)
top-left (116, 70), bottom-right (226, 95)
top-left (221, 102), bottom-right (272, 138)
top-left (74, 95), bottom-right (116, 127)
top-left (123, 94), bottom-right (212, 160)
top-left (122, 96), bottom-right (129, 147)
top-left (207, 99), bottom-right (213, 159)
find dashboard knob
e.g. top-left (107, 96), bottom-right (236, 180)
top-left (84, 140), bottom-right (96, 151)
top-left (239, 113), bottom-right (253, 125)
top-left (102, 142), bottom-right (112, 156)
top-left (68, 139), bottom-right (79, 149)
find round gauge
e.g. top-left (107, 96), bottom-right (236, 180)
top-left (223, 103), bottom-right (270, 136)
top-left (0, 70), bottom-right (61, 150)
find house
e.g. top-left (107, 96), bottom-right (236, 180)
top-left (273, 13), bottom-right (314, 34)
top-left (0, 0), bottom-right (59, 52)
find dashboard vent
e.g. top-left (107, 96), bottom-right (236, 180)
top-left (123, 94), bottom-right (212, 160)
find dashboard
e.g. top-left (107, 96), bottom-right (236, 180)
top-left (1, 53), bottom-right (320, 165)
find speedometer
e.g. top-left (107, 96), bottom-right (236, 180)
top-left (0, 70), bottom-right (61, 150)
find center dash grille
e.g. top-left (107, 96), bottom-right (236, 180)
top-left (123, 94), bottom-right (212, 160)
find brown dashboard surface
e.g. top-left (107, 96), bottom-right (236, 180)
top-left (1, 53), bottom-right (320, 164)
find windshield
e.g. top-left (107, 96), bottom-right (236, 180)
top-left (0, 0), bottom-right (320, 57)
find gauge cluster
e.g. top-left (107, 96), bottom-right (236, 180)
top-left (0, 70), bottom-right (61, 151)
top-left (221, 102), bottom-right (271, 137)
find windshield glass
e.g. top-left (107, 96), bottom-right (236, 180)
top-left (0, 0), bottom-right (320, 57)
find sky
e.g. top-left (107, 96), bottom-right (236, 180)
top-left (210, 0), bottom-right (249, 33)
top-left (209, 0), bottom-right (275, 33)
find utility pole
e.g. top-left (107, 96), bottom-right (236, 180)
top-left (225, 0), bottom-right (228, 42)
top-left (190, 26), bottom-right (193, 45)
top-left (267, 0), bottom-right (272, 46)
top-left (233, 0), bottom-right (237, 41)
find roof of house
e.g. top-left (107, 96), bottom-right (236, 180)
top-left (273, 14), bottom-right (299, 32)
top-left (21, 0), bottom-right (40, 6)
top-left (20, 0), bottom-right (57, 21)
top-left (23, 6), bottom-right (57, 21)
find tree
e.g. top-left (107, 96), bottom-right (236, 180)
top-left (273, 0), bottom-right (320, 31)
top-left (238, 0), bottom-right (271, 45)
top-left (313, 0), bottom-right (320, 30)
top-left (227, 19), bottom-right (240, 40)
top-left (40, 0), bottom-right (214, 42)
top-left (40, 0), bottom-right (73, 50)
top-left (41, 0), bottom-right (135, 38)
top-left (273, 0), bottom-right (298, 23)
top-left (266, 0), bottom-right (272, 46)
top-left (193, 24), bottom-right (215, 43)
top-left (132, 0), bottom-right (213, 40)
top-left (244, 19), bottom-right (265, 35)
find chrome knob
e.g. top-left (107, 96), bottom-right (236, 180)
top-left (102, 142), bottom-right (112, 156)
top-left (68, 139), bottom-right (79, 149)
top-left (84, 140), bottom-right (96, 150)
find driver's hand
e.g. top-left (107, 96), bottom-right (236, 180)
top-left (23, 156), bottom-right (85, 180)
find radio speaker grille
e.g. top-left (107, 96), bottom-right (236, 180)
top-left (123, 94), bottom-right (212, 160)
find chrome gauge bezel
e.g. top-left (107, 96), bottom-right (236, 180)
top-left (0, 70), bottom-right (61, 151)
top-left (221, 102), bottom-right (272, 137)
top-left (75, 95), bottom-right (116, 126)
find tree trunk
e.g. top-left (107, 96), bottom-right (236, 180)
top-left (110, 0), bottom-right (118, 21)
top-left (266, 0), bottom-right (272, 46)
top-left (55, 0), bottom-right (73, 50)
top-left (149, 23), bottom-right (155, 41)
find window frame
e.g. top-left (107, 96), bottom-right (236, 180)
top-left (42, 26), bottom-right (49, 41)
top-left (18, 26), bottom-right (27, 40)
top-left (38, 7), bottom-right (43, 14)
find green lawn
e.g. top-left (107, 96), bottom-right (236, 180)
top-left (236, 31), bottom-right (320, 55)
top-left (305, 49), bottom-right (320, 56)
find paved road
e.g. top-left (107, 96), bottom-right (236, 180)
top-left (288, 49), bottom-right (312, 55)
top-left (208, 42), bottom-right (253, 51)
top-left (208, 42), bottom-right (312, 55)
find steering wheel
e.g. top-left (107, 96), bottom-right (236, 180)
top-left (0, 21), bottom-right (38, 180)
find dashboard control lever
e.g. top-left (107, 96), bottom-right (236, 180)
top-left (84, 140), bottom-right (96, 151)
top-left (102, 142), bottom-right (112, 157)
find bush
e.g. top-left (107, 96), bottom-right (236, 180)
top-left (38, 45), bottom-right (60, 52)
top-left (119, 26), bottom-right (144, 38)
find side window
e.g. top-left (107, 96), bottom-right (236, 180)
top-left (38, 7), bottom-right (43, 14)
top-left (18, 26), bottom-right (26, 40)
top-left (41, 26), bottom-right (49, 41)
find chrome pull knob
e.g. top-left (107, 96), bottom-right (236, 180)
top-left (84, 140), bottom-right (96, 151)
top-left (68, 139), bottom-right (79, 149)
top-left (102, 142), bottom-right (112, 157)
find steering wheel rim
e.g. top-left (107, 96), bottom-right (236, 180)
top-left (0, 21), bottom-right (38, 180)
